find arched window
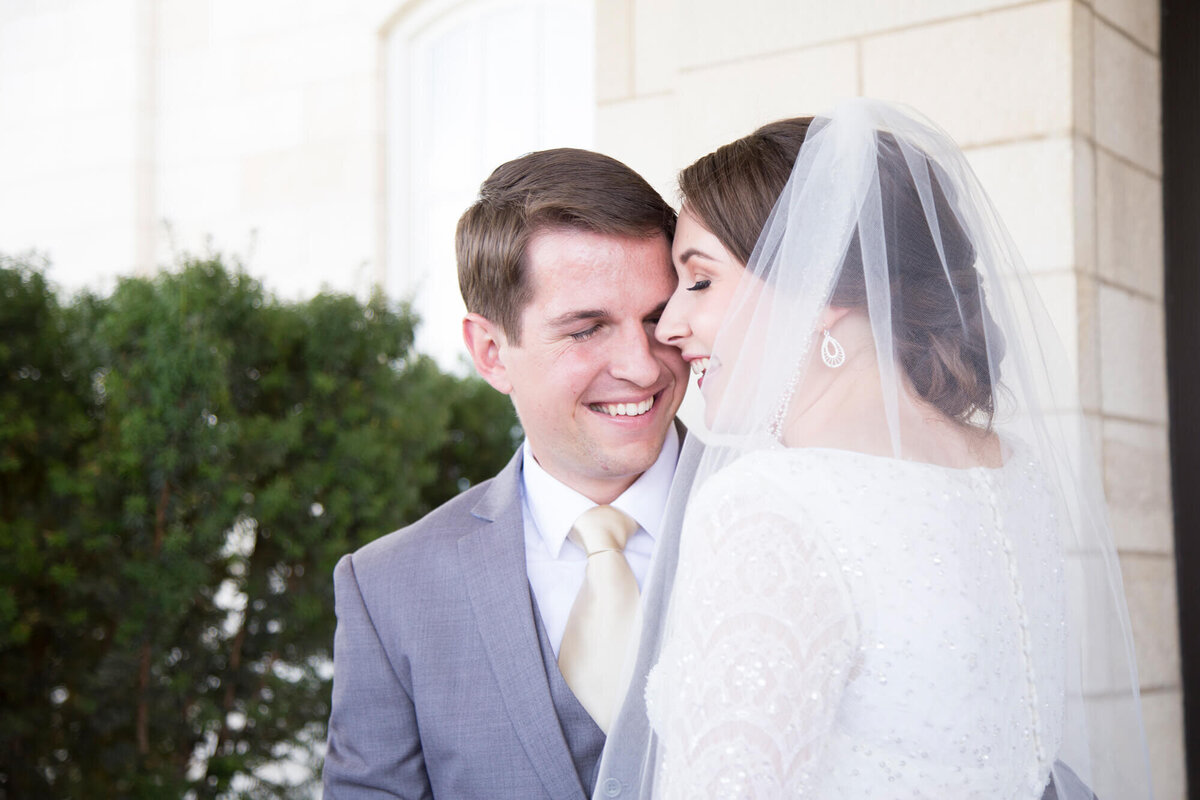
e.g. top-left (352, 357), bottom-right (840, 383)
top-left (384, 0), bottom-right (595, 367)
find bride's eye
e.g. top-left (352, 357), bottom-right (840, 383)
top-left (687, 279), bottom-right (711, 292)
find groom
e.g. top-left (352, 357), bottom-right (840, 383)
top-left (322, 148), bottom-right (688, 798)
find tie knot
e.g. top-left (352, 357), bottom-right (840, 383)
top-left (570, 505), bottom-right (639, 555)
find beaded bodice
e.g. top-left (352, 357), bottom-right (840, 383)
top-left (645, 445), bottom-right (1066, 799)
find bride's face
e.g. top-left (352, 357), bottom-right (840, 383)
top-left (656, 206), bottom-right (746, 392)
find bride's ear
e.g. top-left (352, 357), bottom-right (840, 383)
top-left (463, 313), bottom-right (514, 394)
top-left (817, 305), bottom-right (854, 332)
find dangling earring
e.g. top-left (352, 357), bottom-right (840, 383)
top-left (821, 329), bottom-right (845, 368)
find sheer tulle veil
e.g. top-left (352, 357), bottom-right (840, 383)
top-left (596, 99), bottom-right (1154, 798)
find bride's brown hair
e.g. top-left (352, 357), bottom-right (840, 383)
top-left (678, 117), bottom-right (1001, 428)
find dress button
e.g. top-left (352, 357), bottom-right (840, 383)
top-left (602, 777), bottom-right (622, 797)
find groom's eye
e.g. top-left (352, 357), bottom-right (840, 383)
top-left (687, 279), bottom-right (711, 291)
top-left (570, 325), bottom-right (600, 342)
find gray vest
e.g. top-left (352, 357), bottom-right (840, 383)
top-left (533, 599), bottom-right (606, 797)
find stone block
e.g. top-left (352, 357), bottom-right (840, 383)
top-left (965, 136), bottom-right (1077, 273)
top-left (1097, 286), bottom-right (1167, 423)
top-left (0, 64), bottom-right (59, 121)
top-left (303, 138), bottom-right (375, 197)
top-left (159, 0), bottom-right (212, 52)
top-left (0, 11), bottom-right (44, 68)
top-left (1028, 271), bottom-right (1082, 376)
top-left (1026, 271), bottom-right (1104, 411)
top-left (210, 0), bottom-right (296, 40)
top-left (158, 47), bottom-right (241, 109)
top-left (45, 219), bottom-right (137, 291)
top-left (676, 0), bottom-right (1027, 69)
top-left (1073, 135), bottom-right (1096, 274)
top-left (1140, 689), bottom-right (1187, 800)
top-left (62, 163), bottom-right (140, 225)
top-left (233, 209), bottom-right (309, 288)
top-left (1094, 0), bottom-right (1159, 53)
top-left (864, 2), bottom-right (1074, 146)
top-left (633, 0), bottom-right (678, 96)
top-left (303, 76), bottom-right (376, 142)
top-left (232, 88), bottom-right (306, 153)
top-left (596, 0), bottom-right (633, 102)
top-left (675, 42), bottom-right (858, 166)
top-left (1102, 419), bottom-right (1174, 554)
top-left (299, 200), bottom-right (377, 297)
top-left (597, 93), bottom-right (679, 203)
top-left (1095, 148), bottom-right (1163, 298)
top-left (1085, 686), bottom-right (1177, 799)
top-left (156, 159), bottom-right (241, 224)
top-left (240, 147), bottom-right (306, 211)
top-left (1118, 553), bottom-right (1180, 691)
top-left (294, 23), bottom-right (376, 83)
top-left (4, 6), bottom-right (76, 66)
top-left (1072, 2), bottom-right (1094, 138)
top-left (1, 117), bottom-right (82, 177)
top-left (83, 52), bottom-right (142, 115)
top-left (238, 33), bottom-right (310, 94)
top-left (157, 101), bottom-right (243, 165)
top-left (1093, 16), bottom-right (1160, 173)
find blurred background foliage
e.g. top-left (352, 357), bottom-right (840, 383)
top-left (0, 253), bottom-right (521, 799)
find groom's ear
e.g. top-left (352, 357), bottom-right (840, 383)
top-left (463, 312), bottom-right (514, 394)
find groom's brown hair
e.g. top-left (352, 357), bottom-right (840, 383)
top-left (456, 148), bottom-right (676, 344)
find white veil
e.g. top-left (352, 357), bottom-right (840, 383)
top-left (596, 99), bottom-right (1154, 799)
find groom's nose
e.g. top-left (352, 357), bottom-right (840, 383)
top-left (608, 323), bottom-right (664, 386)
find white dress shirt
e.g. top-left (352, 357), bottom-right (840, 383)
top-left (521, 425), bottom-right (680, 657)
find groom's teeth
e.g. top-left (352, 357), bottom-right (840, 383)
top-left (592, 397), bottom-right (655, 417)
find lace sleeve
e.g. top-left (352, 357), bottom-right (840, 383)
top-left (649, 478), bottom-right (861, 799)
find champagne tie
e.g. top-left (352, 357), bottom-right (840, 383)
top-left (557, 504), bottom-right (641, 733)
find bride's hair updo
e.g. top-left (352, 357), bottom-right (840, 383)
top-left (678, 116), bottom-right (1002, 428)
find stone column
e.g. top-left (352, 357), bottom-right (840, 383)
top-left (596, 1), bottom-right (1183, 795)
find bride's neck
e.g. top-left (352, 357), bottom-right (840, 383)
top-left (781, 350), bottom-right (1003, 469)
top-left (782, 354), bottom-right (894, 454)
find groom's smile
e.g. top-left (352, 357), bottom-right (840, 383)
top-left (488, 227), bottom-right (688, 505)
top-left (589, 394), bottom-right (655, 417)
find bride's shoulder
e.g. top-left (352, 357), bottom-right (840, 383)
top-left (710, 445), bottom-right (892, 483)
top-left (694, 447), bottom-right (857, 504)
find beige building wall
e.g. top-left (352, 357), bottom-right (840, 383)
top-left (0, 0), bottom-right (147, 288)
top-left (148, 0), bottom-right (396, 299)
top-left (0, 0), bottom-right (1182, 794)
top-left (0, 0), bottom-right (398, 298)
top-left (596, 0), bottom-right (1181, 796)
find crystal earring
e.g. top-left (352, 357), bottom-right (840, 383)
top-left (821, 329), bottom-right (845, 368)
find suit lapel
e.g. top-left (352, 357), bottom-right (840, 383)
top-left (458, 449), bottom-right (584, 800)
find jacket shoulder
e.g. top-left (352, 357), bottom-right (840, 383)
top-left (355, 476), bottom-right (499, 566)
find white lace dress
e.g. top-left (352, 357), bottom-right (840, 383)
top-left (645, 446), bottom-right (1066, 799)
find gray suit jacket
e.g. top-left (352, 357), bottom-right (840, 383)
top-left (323, 447), bottom-right (591, 799)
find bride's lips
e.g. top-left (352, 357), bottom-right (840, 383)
top-left (686, 356), bottom-right (711, 388)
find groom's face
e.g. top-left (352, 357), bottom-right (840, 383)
top-left (496, 228), bottom-right (687, 503)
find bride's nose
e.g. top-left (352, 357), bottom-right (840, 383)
top-left (655, 293), bottom-right (689, 345)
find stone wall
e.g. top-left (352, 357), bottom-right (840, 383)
top-left (596, 1), bottom-right (1182, 796)
top-left (0, 0), bottom-right (396, 298)
top-left (0, 0), bottom-right (1182, 793)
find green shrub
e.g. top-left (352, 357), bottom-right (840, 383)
top-left (0, 254), bottom-right (520, 798)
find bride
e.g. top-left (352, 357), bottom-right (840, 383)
top-left (597, 100), bottom-right (1155, 799)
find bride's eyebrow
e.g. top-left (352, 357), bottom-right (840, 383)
top-left (676, 247), bottom-right (714, 264)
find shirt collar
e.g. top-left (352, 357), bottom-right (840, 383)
top-left (521, 424), bottom-right (680, 559)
